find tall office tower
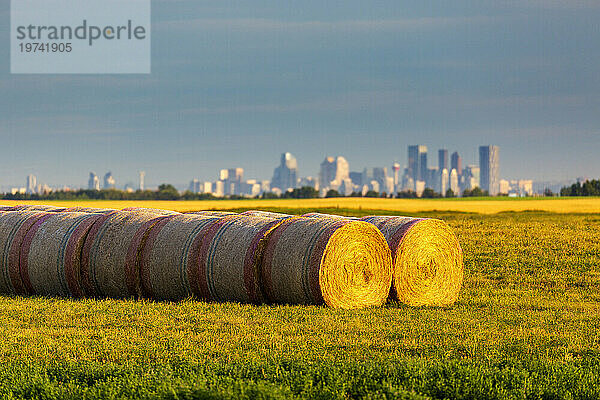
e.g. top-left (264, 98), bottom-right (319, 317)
top-left (451, 152), bottom-right (462, 175)
top-left (438, 149), bottom-right (449, 172)
top-left (392, 163), bottom-right (400, 191)
top-left (26, 174), bottom-right (37, 194)
top-left (319, 156), bottom-right (349, 190)
top-left (271, 152), bottom-right (299, 191)
top-left (440, 168), bottom-right (449, 195)
top-left (139, 171), bottom-right (145, 191)
top-left (189, 179), bottom-right (200, 193)
top-left (103, 172), bottom-right (116, 189)
top-left (479, 145), bottom-right (500, 195)
top-left (461, 165), bottom-right (480, 191)
top-left (407, 145), bottom-right (428, 182)
top-left (88, 172), bottom-right (100, 191)
top-left (227, 168), bottom-right (244, 183)
top-left (450, 169), bottom-right (459, 195)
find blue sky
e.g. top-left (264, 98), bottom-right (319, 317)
top-left (1, 0), bottom-right (599, 189)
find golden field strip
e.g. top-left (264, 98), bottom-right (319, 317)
top-left (1, 196), bottom-right (600, 214)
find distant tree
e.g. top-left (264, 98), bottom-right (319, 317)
top-left (560, 179), bottom-right (600, 196)
top-left (261, 192), bottom-right (279, 199)
top-left (325, 189), bottom-right (341, 198)
top-left (396, 190), bottom-right (417, 198)
top-left (445, 189), bottom-right (455, 198)
top-left (462, 187), bottom-right (487, 197)
top-left (543, 188), bottom-right (554, 197)
top-left (157, 184), bottom-right (180, 200)
top-left (422, 188), bottom-right (442, 198)
top-left (364, 190), bottom-right (379, 198)
top-left (349, 192), bottom-right (362, 197)
top-left (282, 186), bottom-right (319, 199)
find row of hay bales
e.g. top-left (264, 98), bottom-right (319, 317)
top-left (0, 205), bottom-right (463, 308)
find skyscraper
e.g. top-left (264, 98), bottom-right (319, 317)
top-left (26, 174), bottom-right (37, 194)
top-left (271, 152), bottom-right (298, 191)
top-left (407, 145), bottom-right (427, 182)
top-left (139, 171), bottom-right (145, 191)
top-left (451, 152), bottom-right (462, 175)
top-left (479, 145), bottom-right (500, 195)
top-left (88, 172), bottom-right (100, 191)
top-left (438, 149), bottom-right (448, 172)
top-left (103, 172), bottom-right (115, 189)
top-left (319, 156), bottom-right (349, 189)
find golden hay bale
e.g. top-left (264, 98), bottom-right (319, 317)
top-left (261, 217), bottom-right (392, 309)
top-left (242, 210), bottom-right (294, 220)
top-left (359, 216), bottom-right (463, 307)
top-left (140, 214), bottom-right (224, 301)
top-left (64, 207), bottom-right (117, 214)
top-left (0, 211), bottom-right (52, 295)
top-left (187, 211), bottom-right (238, 217)
top-left (5, 205), bottom-right (67, 212)
top-left (301, 212), bottom-right (356, 219)
top-left (20, 212), bottom-right (102, 297)
top-left (81, 210), bottom-right (171, 298)
top-left (121, 207), bottom-right (180, 215)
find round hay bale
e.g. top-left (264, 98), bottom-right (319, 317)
top-left (187, 211), bottom-right (238, 217)
top-left (81, 210), bottom-right (171, 298)
top-left (121, 207), bottom-right (180, 215)
top-left (360, 216), bottom-right (463, 307)
top-left (140, 214), bottom-right (224, 301)
top-left (5, 205), bottom-right (68, 212)
top-left (63, 207), bottom-right (117, 214)
top-left (242, 210), bottom-right (294, 220)
top-left (197, 214), bottom-right (286, 303)
top-left (0, 206), bottom-right (15, 211)
top-left (262, 218), bottom-right (392, 309)
top-left (20, 212), bottom-right (102, 297)
top-left (0, 211), bottom-right (52, 295)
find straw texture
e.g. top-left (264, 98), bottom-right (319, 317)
top-left (5, 205), bottom-right (67, 212)
top-left (20, 212), bottom-right (102, 297)
top-left (262, 217), bottom-right (392, 309)
top-left (242, 210), bottom-right (294, 220)
top-left (140, 214), bottom-right (223, 301)
top-left (122, 207), bottom-right (180, 215)
top-left (0, 211), bottom-right (51, 295)
top-left (188, 211), bottom-right (238, 217)
top-left (360, 216), bottom-right (463, 307)
top-left (81, 210), bottom-right (170, 298)
top-left (199, 215), bottom-right (285, 303)
top-left (64, 207), bottom-right (117, 214)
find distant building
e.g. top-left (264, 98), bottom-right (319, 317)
top-left (499, 179), bottom-right (510, 195)
top-left (319, 156), bottom-right (350, 194)
top-left (26, 174), bottom-right (37, 194)
top-left (408, 145), bottom-right (428, 182)
top-left (479, 145), bottom-right (500, 195)
top-left (88, 172), bottom-right (100, 191)
top-left (189, 179), bottom-right (201, 193)
top-left (451, 152), bottom-right (462, 176)
top-left (103, 172), bottom-right (115, 189)
top-left (349, 172), bottom-right (363, 187)
top-left (449, 169), bottom-right (459, 195)
top-left (461, 165), bottom-right (480, 191)
top-left (440, 169), bottom-right (449, 195)
top-left (271, 152), bottom-right (298, 192)
top-left (139, 171), bottom-right (145, 191)
top-left (438, 149), bottom-right (449, 172)
top-left (392, 163), bottom-right (401, 193)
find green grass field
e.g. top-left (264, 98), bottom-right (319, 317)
top-left (1, 209), bottom-right (599, 399)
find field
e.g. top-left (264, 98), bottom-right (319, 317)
top-left (1, 196), bottom-right (600, 214)
top-left (0, 200), bottom-right (599, 399)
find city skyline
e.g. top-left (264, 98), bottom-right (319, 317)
top-left (0, 1), bottom-right (598, 188)
top-left (9, 144), bottom-right (541, 198)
